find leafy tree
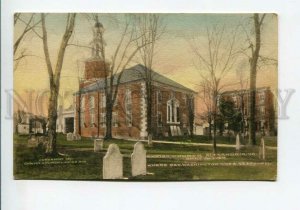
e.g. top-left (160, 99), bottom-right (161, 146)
top-left (219, 99), bottom-right (242, 133)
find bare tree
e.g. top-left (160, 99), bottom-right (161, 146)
top-left (41, 13), bottom-right (76, 155)
top-left (239, 14), bottom-right (278, 145)
top-left (14, 13), bottom-right (42, 71)
top-left (248, 14), bottom-right (266, 146)
top-left (187, 94), bottom-right (195, 138)
top-left (197, 80), bottom-right (214, 140)
top-left (132, 14), bottom-right (165, 143)
top-left (91, 14), bottom-right (154, 140)
top-left (235, 64), bottom-right (249, 138)
top-left (75, 61), bottom-right (84, 136)
top-left (190, 25), bottom-right (239, 153)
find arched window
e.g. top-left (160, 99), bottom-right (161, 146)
top-left (80, 96), bottom-right (85, 110)
top-left (100, 113), bottom-right (106, 127)
top-left (89, 95), bottom-right (95, 126)
top-left (89, 95), bottom-right (95, 109)
top-left (157, 90), bottom-right (162, 104)
top-left (112, 112), bottom-right (118, 127)
top-left (125, 88), bottom-right (132, 126)
top-left (157, 111), bottom-right (162, 127)
top-left (167, 98), bottom-right (179, 124)
top-left (80, 96), bottom-right (85, 127)
top-left (101, 93), bottom-right (106, 108)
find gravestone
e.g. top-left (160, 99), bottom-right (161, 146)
top-left (164, 132), bottom-right (169, 137)
top-left (170, 126), bottom-right (175, 136)
top-left (73, 133), bottom-right (81, 141)
top-left (131, 142), bottom-right (147, 176)
top-left (27, 135), bottom-right (38, 148)
top-left (148, 134), bottom-right (152, 146)
top-left (103, 144), bottom-right (123, 179)
top-left (259, 137), bottom-right (266, 160)
top-left (94, 139), bottom-right (103, 152)
top-left (174, 126), bottom-right (179, 136)
top-left (67, 132), bottom-right (73, 141)
top-left (177, 126), bottom-right (182, 136)
top-left (236, 133), bottom-right (241, 151)
top-left (37, 136), bottom-right (49, 148)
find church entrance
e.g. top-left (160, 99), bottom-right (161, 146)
top-left (65, 117), bottom-right (74, 133)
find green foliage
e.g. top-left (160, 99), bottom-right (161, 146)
top-left (219, 98), bottom-right (242, 133)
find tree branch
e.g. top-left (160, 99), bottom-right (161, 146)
top-left (41, 13), bottom-right (54, 85)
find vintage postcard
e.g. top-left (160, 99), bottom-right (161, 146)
top-left (13, 13), bottom-right (277, 180)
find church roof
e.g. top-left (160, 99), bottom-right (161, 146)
top-left (79, 64), bottom-right (195, 94)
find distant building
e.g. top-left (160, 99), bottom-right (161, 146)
top-left (56, 105), bottom-right (75, 134)
top-left (14, 111), bottom-right (47, 135)
top-left (220, 87), bottom-right (276, 135)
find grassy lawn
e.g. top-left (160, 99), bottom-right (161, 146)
top-left (14, 134), bottom-right (277, 181)
top-left (160, 135), bottom-right (277, 147)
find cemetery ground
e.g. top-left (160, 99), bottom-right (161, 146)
top-left (14, 134), bottom-right (277, 180)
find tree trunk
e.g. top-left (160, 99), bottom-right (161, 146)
top-left (78, 92), bottom-right (81, 135)
top-left (189, 116), bottom-right (194, 138)
top-left (97, 91), bottom-right (100, 137)
top-left (249, 14), bottom-right (262, 146)
top-left (212, 91), bottom-right (218, 153)
top-left (249, 75), bottom-right (257, 145)
top-left (188, 96), bottom-right (194, 138)
top-left (105, 98), bottom-right (113, 140)
top-left (146, 82), bottom-right (153, 138)
top-left (212, 116), bottom-right (217, 153)
top-left (41, 13), bottom-right (76, 155)
top-left (240, 95), bottom-right (245, 136)
top-left (208, 120), bottom-right (212, 141)
top-left (46, 87), bottom-right (59, 155)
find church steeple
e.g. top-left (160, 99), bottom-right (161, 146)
top-left (84, 15), bottom-right (108, 80)
top-left (91, 15), bottom-right (105, 59)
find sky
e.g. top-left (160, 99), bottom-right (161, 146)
top-left (14, 13), bottom-right (278, 115)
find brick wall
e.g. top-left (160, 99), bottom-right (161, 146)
top-left (220, 87), bottom-right (276, 133)
top-left (75, 80), bottom-right (194, 139)
top-left (75, 81), bottom-right (143, 139)
top-left (84, 60), bottom-right (109, 80)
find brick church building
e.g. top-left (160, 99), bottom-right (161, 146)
top-left (75, 59), bottom-right (196, 139)
top-left (73, 20), bottom-right (195, 140)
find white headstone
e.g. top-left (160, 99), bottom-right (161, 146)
top-left (177, 126), bottom-right (182, 136)
top-left (67, 132), bottom-right (73, 141)
top-left (259, 137), bottom-right (266, 160)
top-left (37, 136), bottom-right (48, 147)
top-left (170, 126), bottom-right (176, 136)
top-left (27, 136), bottom-right (38, 148)
top-left (103, 144), bottom-right (123, 179)
top-left (148, 134), bottom-right (152, 146)
top-left (174, 126), bottom-right (179, 136)
top-left (131, 142), bottom-right (147, 176)
top-left (170, 126), bottom-right (174, 136)
top-left (94, 139), bottom-right (103, 152)
top-left (18, 124), bottom-right (30, 134)
top-left (73, 133), bottom-right (81, 140)
top-left (236, 133), bottom-right (241, 151)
